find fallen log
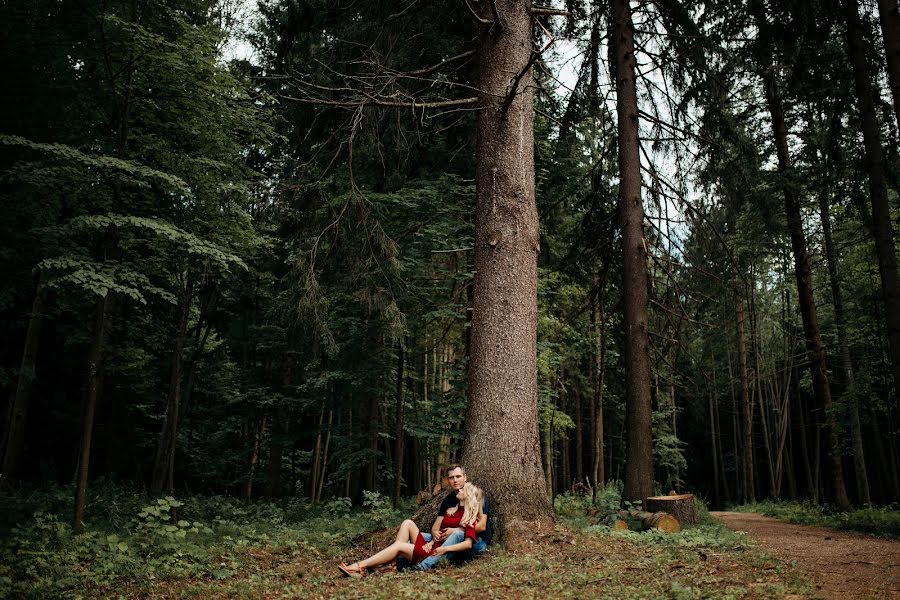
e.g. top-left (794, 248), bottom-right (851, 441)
top-left (646, 494), bottom-right (697, 525)
top-left (615, 509), bottom-right (681, 532)
top-left (638, 511), bottom-right (681, 533)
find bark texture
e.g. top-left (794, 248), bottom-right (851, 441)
top-left (612, 0), bottom-right (654, 504)
top-left (462, 0), bottom-right (553, 528)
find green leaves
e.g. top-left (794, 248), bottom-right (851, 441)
top-left (0, 135), bottom-right (192, 195)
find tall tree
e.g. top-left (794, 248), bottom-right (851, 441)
top-left (463, 0), bottom-right (554, 526)
top-left (760, 56), bottom-right (851, 510)
top-left (610, 0), bottom-right (655, 503)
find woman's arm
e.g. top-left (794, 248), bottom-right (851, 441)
top-left (434, 537), bottom-right (473, 555)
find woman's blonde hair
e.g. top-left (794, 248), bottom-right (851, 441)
top-left (460, 482), bottom-right (483, 528)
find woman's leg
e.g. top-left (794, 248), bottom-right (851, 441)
top-left (393, 519), bottom-right (421, 544)
top-left (353, 541), bottom-right (415, 570)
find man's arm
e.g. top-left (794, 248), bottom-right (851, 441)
top-left (431, 515), bottom-right (445, 541)
top-left (474, 513), bottom-right (487, 535)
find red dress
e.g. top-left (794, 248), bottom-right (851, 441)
top-left (412, 507), bottom-right (476, 563)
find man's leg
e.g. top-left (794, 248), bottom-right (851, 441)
top-left (448, 537), bottom-right (488, 565)
top-left (415, 529), bottom-right (465, 571)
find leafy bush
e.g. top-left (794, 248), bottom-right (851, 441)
top-left (0, 484), bottom-right (411, 598)
top-left (735, 501), bottom-right (900, 538)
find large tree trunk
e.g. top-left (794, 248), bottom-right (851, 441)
top-left (762, 68), bottom-right (851, 511)
top-left (735, 295), bottom-right (755, 503)
top-left (2, 283), bottom-right (46, 483)
top-left (611, 0), bottom-right (654, 504)
top-left (74, 295), bottom-right (112, 527)
top-left (876, 0), bottom-right (900, 128)
top-left (844, 0), bottom-right (900, 422)
top-left (462, 0), bottom-right (553, 529)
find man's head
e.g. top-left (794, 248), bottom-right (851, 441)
top-left (446, 464), bottom-right (467, 491)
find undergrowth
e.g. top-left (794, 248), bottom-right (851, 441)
top-left (733, 500), bottom-right (900, 539)
top-left (0, 482), bottom-right (813, 599)
top-left (0, 482), bottom-right (412, 599)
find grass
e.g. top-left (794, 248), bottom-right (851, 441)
top-left (732, 500), bottom-right (900, 539)
top-left (0, 484), bottom-right (813, 599)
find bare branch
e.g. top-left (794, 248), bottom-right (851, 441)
top-left (531, 5), bottom-right (570, 16)
top-left (463, 0), bottom-right (492, 25)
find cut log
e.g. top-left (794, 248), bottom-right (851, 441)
top-left (415, 490), bottom-right (433, 506)
top-left (612, 519), bottom-right (629, 531)
top-left (646, 494), bottom-right (697, 525)
top-left (638, 511), bottom-right (681, 533)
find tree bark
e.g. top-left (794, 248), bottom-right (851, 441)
top-left (393, 343), bottom-right (405, 505)
top-left (2, 283), bottom-right (46, 483)
top-left (74, 295), bottom-right (112, 527)
top-left (762, 67), bottom-right (851, 511)
top-left (151, 274), bottom-right (194, 495)
top-left (876, 0), bottom-right (900, 129)
top-left (611, 0), bottom-right (654, 504)
top-left (462, 0), bottom-right (553, 529)
top-left (736, 295), bottom-right (755, 503)
top-left (591, 294), bottom-right (607, 493)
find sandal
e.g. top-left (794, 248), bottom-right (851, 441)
top-left (338, 562), bottom-right (364, 578)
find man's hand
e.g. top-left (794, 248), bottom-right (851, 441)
top-left (433, 545), bottom-right (447, 556)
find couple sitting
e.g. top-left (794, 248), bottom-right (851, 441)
top-left (338, 464), bottom-right (491, 576)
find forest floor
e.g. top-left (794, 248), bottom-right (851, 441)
top-left (713, 511), bottom-right (900, 599)
top-left (123, 521), bottom-right (814, 599)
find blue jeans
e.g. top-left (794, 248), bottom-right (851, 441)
top-left (414, 530), bottom-right (488, 571)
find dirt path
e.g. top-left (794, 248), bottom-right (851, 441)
top-left (712, 511), bottom-right (900, 599)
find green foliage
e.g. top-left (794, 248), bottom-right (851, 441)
top-left (0, 484), bottom-right (412, 598)
top-left (734, 501), bottom-right (900, 539)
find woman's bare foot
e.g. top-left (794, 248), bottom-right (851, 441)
top-left (338, 562), bottom-right (364, 578)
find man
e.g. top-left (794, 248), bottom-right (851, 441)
top-left (412, 464), bottom-right (491, 571)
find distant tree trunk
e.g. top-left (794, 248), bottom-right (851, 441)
top-left (2, 283), bottom-right (46, 483)
top-left (393, 343), bottom-right (405, 505)
top-left (876, 0), bottom-right (900, 128)
top-left (591, 294), bottom-right (607, 494)
top-left (242, 415), bottom-right (265, 499)
top-left (843, 0), bottom-right (900, 424)
top-left (574, 386), bottom-right (583, 485)
top-left (708, 384), bottom-right (720, 507)
top-left (611, 0), bottom-right (654, 504)
top-left (762, 67), bottom-right (851, 511)
top-left (310, 406), bottom-right (325, 502)
top-left (365, 391), bottom-right (379, 492)
top-left (74, 295), bottom-right (112, 527)
top-left (316, 410), bottom-right (332, 503)
top-left (462, 0), bottom-right (554, 528)
top-left (264, 402), bottom-right (288, 498)
top-left (712, 366), bottom-right (730, 503)
top-left (817, 150), bottom-right (871, 504)
top-left (151, 274), bottom-right (195, 495)
top-left (735, 295), bottom-right (754, 503)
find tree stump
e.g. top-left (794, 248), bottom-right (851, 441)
top-left (638, 511), bottom-right (681, 533)
top-left (645, 494), bottom-right (697, 525)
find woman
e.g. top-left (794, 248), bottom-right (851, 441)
top-left (338, 482), bottom-right (484, 577)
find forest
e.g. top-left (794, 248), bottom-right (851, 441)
top-left (1, 0), bottom-right (900, 597)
